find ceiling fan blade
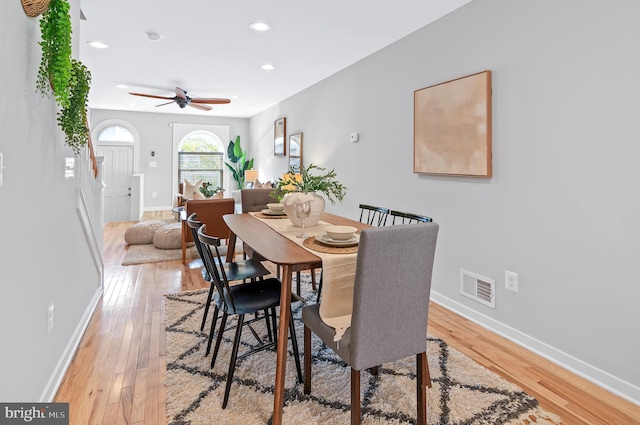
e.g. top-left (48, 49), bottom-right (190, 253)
top-left (188, 103), bottom-right (213, 111)
top-left (191, 98), bottom-right (231, 104)
top-left (175, 87), bottom-right (187, 99)
top-left (129, 92), bottom-right (174, 100)
top-left (155, 100), bottom-right (176, 107)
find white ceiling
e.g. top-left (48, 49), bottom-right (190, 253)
top-left (79, 0), bottom-right (472, 118)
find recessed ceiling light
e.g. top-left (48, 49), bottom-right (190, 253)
top-left (147, 32), bottom-right (161, 41)
top-left (115, 84), bottom-right (128, 89)
top-left (261, 64), bottom-right (275, 71)
top-left (250, 22), bottom-right (271, 32)
top-left (87, 41), bottom-right (108, 49)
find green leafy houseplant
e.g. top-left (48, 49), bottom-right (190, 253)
top-left (57, 60), bottom-right (92, 154)
top-left (37, 0), bottom-right (72, 106)
top-left (224, 136), bottom-right (254, 189)
top-left (36, 0), bottom-right (92, 155)
top-left (199, 182), bottom-right (224, 198)
top-left (273, 164), bottom-right (347, 204)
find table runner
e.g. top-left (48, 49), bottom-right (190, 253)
top-left (249, 212), bottom-right (356, 341)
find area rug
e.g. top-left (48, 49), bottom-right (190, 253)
top-left (121, 243), bottom-right (200, 265)
top-left (165, 276), bottom-right (561, 425)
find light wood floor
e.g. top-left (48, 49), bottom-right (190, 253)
top-left (54, 211), bottom-right (640, 424)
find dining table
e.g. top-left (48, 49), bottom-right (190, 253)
top-left (223, 211), bottom-right (369, 425)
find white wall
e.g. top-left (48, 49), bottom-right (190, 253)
top-left (89, 109), bottom-right (250, 209)
top-left (0, 0), bottom-right (102, 401)
top-left (249, 0), bottom-right (640, 403)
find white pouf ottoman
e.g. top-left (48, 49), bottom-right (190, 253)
top-left (124, 220), bottom-right (167, 245)
top-left (152, 222), bottom-right (183, 250)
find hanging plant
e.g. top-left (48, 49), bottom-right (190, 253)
top-left (35, 0), bottom-right (93, 155)
top-left (36, 0), bottom-right (72, 107)
top-left (57, 60), bottom-right (92, 154)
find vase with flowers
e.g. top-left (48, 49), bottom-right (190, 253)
top-left (272, 164), bottom-right (347, 227)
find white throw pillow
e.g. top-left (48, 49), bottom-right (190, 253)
top-left (183, 179), bottom-right (202, 200)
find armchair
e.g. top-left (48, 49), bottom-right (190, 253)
top-left (181, 198), bottom-right (235, 263)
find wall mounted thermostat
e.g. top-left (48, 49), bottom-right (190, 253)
top-left (350, 133), bottom-right (359, 142)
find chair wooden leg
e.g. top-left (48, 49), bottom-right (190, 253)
top-left (416, 352), bottom-right (430, 425)
top-left (310, 268), bottom-right (317, 291)
top-left (351, 368), bottom-right (361, 425)
top-left (303, 325), bottom-right (311, 394)
top-left (222, 314), bottom-right (245, 409)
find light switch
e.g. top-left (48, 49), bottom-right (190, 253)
top-left (350, 133), bottom-right (359, 142)
top-left (65, 157), bottom-right (75, 179)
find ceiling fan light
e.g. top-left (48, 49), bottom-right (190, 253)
top-left (261, 64), bottom-right (275, 71)
top-left (250, 22), bottom-right (271, 32)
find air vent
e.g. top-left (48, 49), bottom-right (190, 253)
top-left (460, 269), bottom-right (495, 308)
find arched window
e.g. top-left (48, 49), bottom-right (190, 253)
top-left (178, 131), bottom-right (225, 189)
top-left (97, 125), bottom-right (134, 143)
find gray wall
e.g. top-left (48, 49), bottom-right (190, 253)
top-left (90, 109), bottom-right (250, 210)
top-left (249, 0), bottom-right (640, 403)
top-left (0, 0), bottom-right (102, 401)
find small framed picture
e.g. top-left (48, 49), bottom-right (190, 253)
top-left (274, 117), bottom-right (286, 156)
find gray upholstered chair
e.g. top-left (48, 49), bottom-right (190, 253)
top-left (302, 223), bottom-right (439, 425)
top-left (240, 188), bottom-right (278, 213)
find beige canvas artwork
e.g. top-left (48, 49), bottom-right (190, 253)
top-left (414, 70), bottom-right (492, 177)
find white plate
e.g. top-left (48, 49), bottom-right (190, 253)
top-left (317, 233), bottom-right (360, 247)
top-left (261, 209), bottom-right (286, 216)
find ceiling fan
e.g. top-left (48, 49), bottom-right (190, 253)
top-left (128, 87), bottom-right (231, 111)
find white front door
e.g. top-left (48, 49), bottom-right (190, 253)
top-left (98, 145), bottom-right (134, 221)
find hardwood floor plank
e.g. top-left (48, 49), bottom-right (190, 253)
top-left (53, 213), bottom-right (640, 425)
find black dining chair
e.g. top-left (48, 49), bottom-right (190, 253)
top-left (358, 204), bottom-right (390, 226)
top-left (186, 214), bottom-right (271, 340)
top-left (389, 210), bottom-right (433, 224)
top-left (197, 225), bottom-right (303, 409)
top-left (302, 223), bottom-right (439, 425)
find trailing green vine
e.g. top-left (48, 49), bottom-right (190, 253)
top-left (58, 60), bottom-right (92, 154)
top-left (37, 0), bottom-right (72, 107)
top-left (36, 0), bottom-right (92, 154)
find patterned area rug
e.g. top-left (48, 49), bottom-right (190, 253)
top-left (165, 276), bottom-right (561, 425)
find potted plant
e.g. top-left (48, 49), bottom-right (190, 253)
top-left (36, 0), bottom-right (92, 155)
top-left (273, 164), bottom-right (347, 227)
top-left (199, 183), bottom-right (225, 198)
top-left (224, 136), bottom-right (254, 189)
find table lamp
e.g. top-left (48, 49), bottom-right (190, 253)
top-left (244, 169), bottom-right (259, 188)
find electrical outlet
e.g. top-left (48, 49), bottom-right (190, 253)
top-left (505, 271), bottom-right (519, 292)
top-left (152, 192), bottom-right (157, 198)
top-left (48, 303), bottom-right (54, 333)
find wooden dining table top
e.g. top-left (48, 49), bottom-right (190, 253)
top-left (222, 211), bottom-right (366, 424)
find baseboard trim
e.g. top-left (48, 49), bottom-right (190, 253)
top-left (144, 205), bottom-right (173, 212)
top-left (39, 286), bottom-right (102, 402)
top-left (430, 291), bottom-right (640, 407)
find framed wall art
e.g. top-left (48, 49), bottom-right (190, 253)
top-left (414, 70), bottom-right (492, 177)
top-left (288, 132), bottom-right (303, 173)
top-left (274, 117), bottom-right (286, 156)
